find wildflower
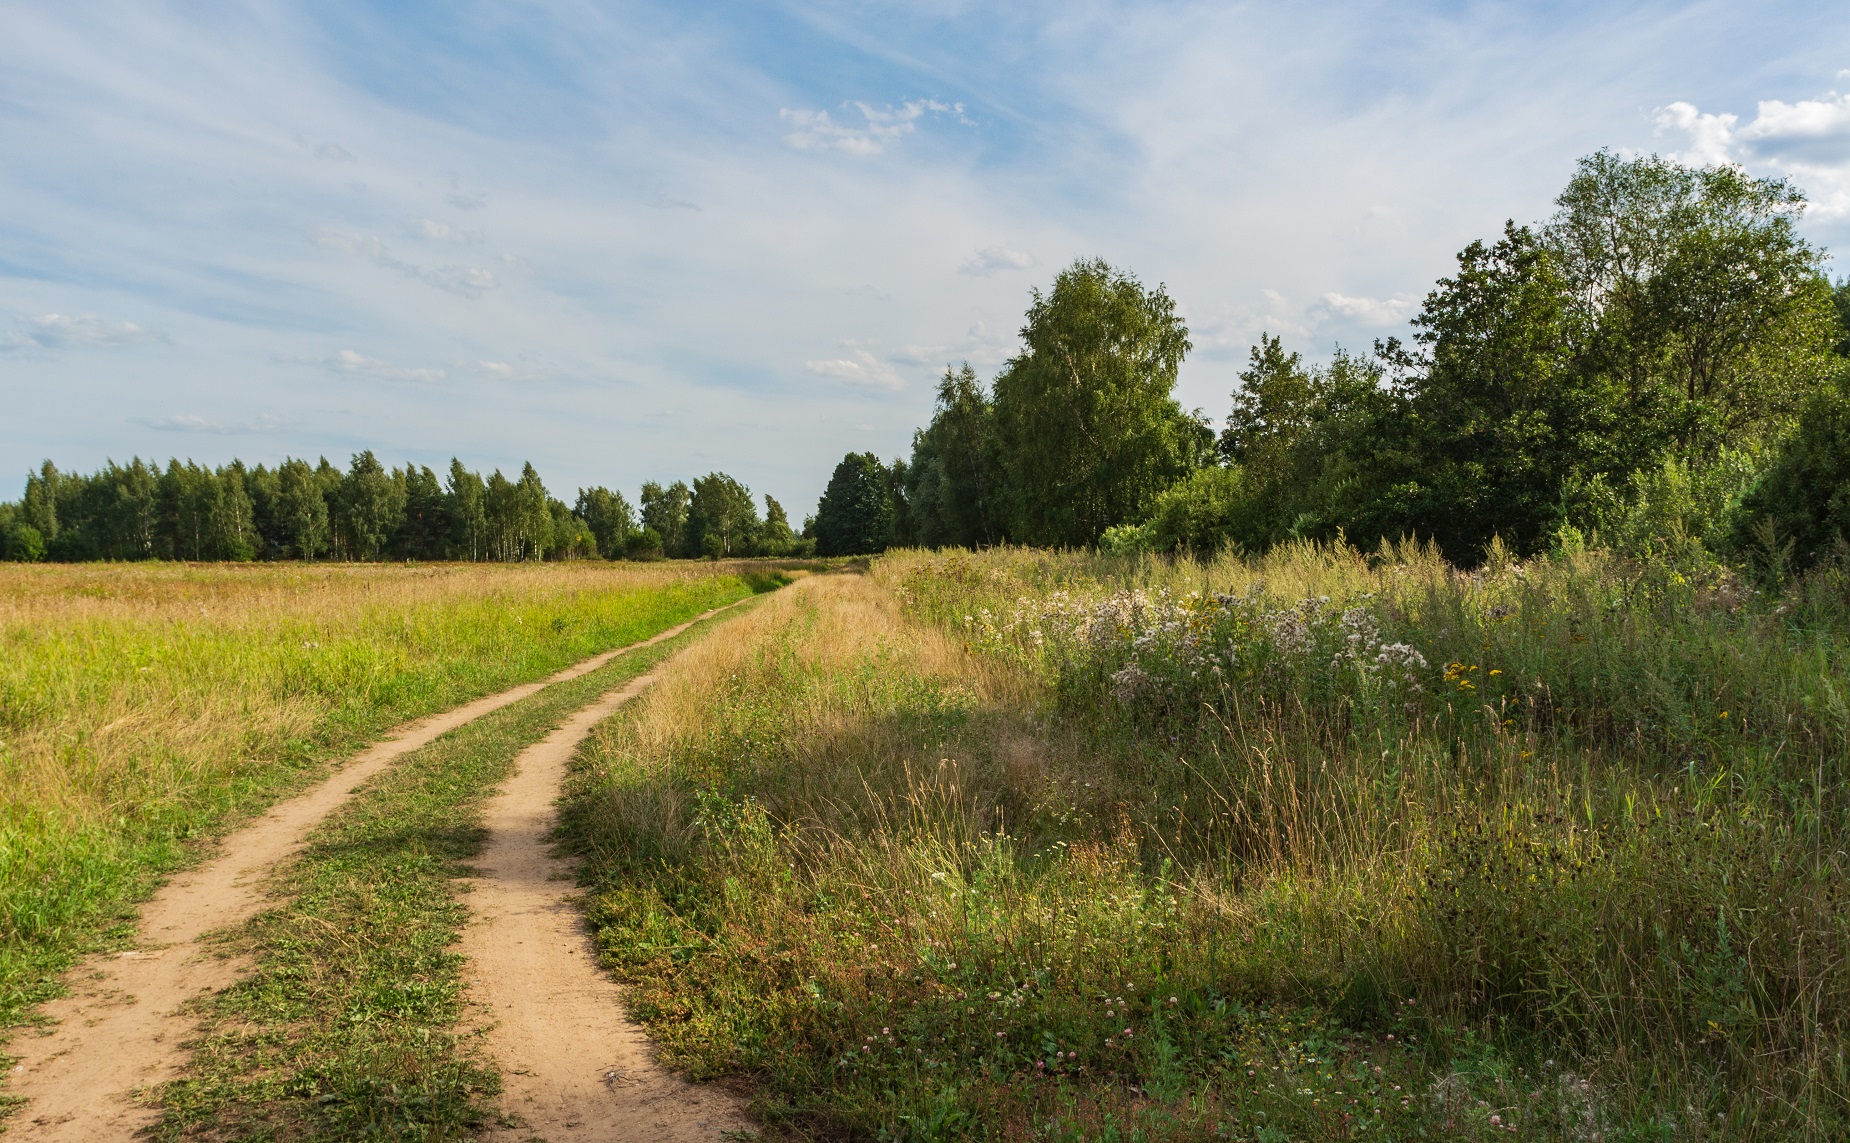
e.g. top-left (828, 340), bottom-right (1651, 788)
top-left (1490, 1115), bottom-right (1502, 1126)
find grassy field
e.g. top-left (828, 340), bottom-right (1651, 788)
top-left (0, 560), bottom-right (769, 1041)
top-left (561, 548), bottom-right (1850, 1141)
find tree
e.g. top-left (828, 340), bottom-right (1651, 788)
top-left (574, 487), bottom-right (636, 559)
top-left (446, 459), bottom-right (487, 561)
top-left (314, 458), bottom-right (347, 558)
top-left (1369, 223), bottom-right (1602, 557)
top-left (337, 451), bottom-right (406, 560)
top-left (640, 481), bottom-right (690, 557)
top-left (814, 453), bottom-right (893, 556)
top-left (760, 495), bottom-right (796, 555)
top-left (276, 458), bottom-right (329, 560)
top-left (395, 464), bottom-right (449, 559)
top-left (1220, 334), bottom-right (1315, 468)
top-left (1545, 151), bottom-right (1837, 462)
top-left (906, 363), bottom-right (1003, 548)
top-left (687, 473), bottom-right (759, 558)
top-left (991, 258), bottom-right (1201, 546)
top-left (548, 497), bottom-right (597, 559)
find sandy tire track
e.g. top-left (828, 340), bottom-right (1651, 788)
top-left (2, 603), bottom-right (743, 1142)
top-left (462, 674), bottom-right (750, 1141)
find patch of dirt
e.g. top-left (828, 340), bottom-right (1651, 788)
top-left (462, 670), bottom-right (749, 1142)
top-left (2, 609), bottom-right (737, 1141)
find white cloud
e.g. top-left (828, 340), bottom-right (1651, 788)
top-left (780, 100), bottom-right (963, 155)
top-left (314, 227), bottom-right (499, 297)
top-left (1318, 292), bottom-right (1419, 326)
top-left (285, 348), bottom-right (447, 382)
top-left (406, 217), bottom-right (485, 244)
top-left (462, 358), bottom-right (551, 382)
top-left (804, 347), bottom-right (905, 390)
top-left (132, 412), bottom-right (285, 434)
top-left (4, 312), bottom-right (167, 352)
top-left (1657, 90), bottom-right (1850, 217)
top-left (959, 245), bottom-right (1034, 276)
top-left (314, 141), bottom-right (356, 161)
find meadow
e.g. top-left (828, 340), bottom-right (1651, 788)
top-left (0, 560), bottom-right (764, 1039)
top-left (562, 546), bottom-right (1850, 1141)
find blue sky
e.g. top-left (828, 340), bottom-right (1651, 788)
top-left (3, 1), bottom-right (1849, 515)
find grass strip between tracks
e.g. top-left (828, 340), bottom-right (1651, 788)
top-left (151, 596), bottom-right (763, 1141)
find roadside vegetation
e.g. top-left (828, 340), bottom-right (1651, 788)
top-left (562, 548), bottom-right (1849, 1140)
top-left (0, 561), bottom-right (758, 1043)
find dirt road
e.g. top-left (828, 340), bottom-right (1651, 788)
top-left (4, 605), bottom-right (743, 1142)
top-left (461, 672), bottom-right (748, 1141)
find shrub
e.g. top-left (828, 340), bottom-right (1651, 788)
top-left (1732, 370), bottom-right (1850, 576)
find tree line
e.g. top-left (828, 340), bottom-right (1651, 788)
top-left (806, 150), bottom-right (1850, 573)
top-left (0, 453), bottom-right (812, 563)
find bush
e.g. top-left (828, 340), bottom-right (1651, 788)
top-left (624, 527), bottom-right (665, 561)
top-left (3, 520), bottom-right (45, 562)
top-left (1732, 371), bottom-right (1850, 576)
top-left (1140, 465), bottom-right (1249, 554)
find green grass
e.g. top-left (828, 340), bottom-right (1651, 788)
top-left (558, 549), bottom-right (1850, 1141)
top-left (151, 596), bottom-right (763, 1141)
top-left (1, 563), bottom-right (753, 1052)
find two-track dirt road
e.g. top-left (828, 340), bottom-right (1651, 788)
top-left (5, 604), bottom-right (749, 1142)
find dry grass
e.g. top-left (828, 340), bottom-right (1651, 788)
top-left (560, 547), bottom-right (1850, 1141)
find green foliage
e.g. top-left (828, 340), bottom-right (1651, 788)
top-left (336, 451), bottom-right (405, 560)
top-left (907, 363), bottom-right (1004, 548)
top-left (641, 480), bottom-right (691, 558)
top-left (575, 485), bottom-right (637, 559)
top-left (1732, 370), bottom-right (1850, 576)
top-left (992, 258), bottom-right (1204, 546)
top-left (814, 452), bottom-right (895, 556)
top-left (686, 472), bottom-right (761, 558)
top-left (759, 494), bottom-right (799, 556)
top-left (1140, 465), bottom-right (1249, 554)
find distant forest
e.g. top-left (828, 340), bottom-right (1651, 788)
top-left (0, 455), bottom-right (809, 563)
top-left (8, 150), bottom-right (1850, 571)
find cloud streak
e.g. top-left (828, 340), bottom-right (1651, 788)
top-left (780, 99), bottom-right (965, 155)
top-left (314, 228), bottom-right (499, 297)
top-left (4, 312), bottom-right (167, 352)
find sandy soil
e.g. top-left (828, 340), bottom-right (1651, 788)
top-left (3, 606), bottom-right (740, 1142)
top-left (462, 671), bottom-right (749, 1142)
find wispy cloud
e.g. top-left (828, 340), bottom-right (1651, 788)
top-left (804, 347), bottom-right (905, 389)
top-left (132, 412), bottom-right (286, 434)
top-left (1317, 292), bottom-right (1419, 327)
top-left (780, 100), bottom-right (964, 155)
top-left (314, 228), bottom-right (499, 297)
top-left (405, 218), bottom-right (485, 244)
top-left (3, 312), bottom-right (167, 352)
top-left (284, 348), bottom-right (447, 382)
top-left (1657, 89), bottom-right (1850, 217)
top-left (959, 245), bottom-right (1034, 276)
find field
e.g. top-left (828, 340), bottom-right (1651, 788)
top-left (5, 546), bottom-right (1847, 1140)
top-left (561, 546), bottom-right (1850, 1140)
top-left (0, 560), bottom-right (765, 1037)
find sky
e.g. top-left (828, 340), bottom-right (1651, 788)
top-left (3, 1), bottom-right (1849, 515)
